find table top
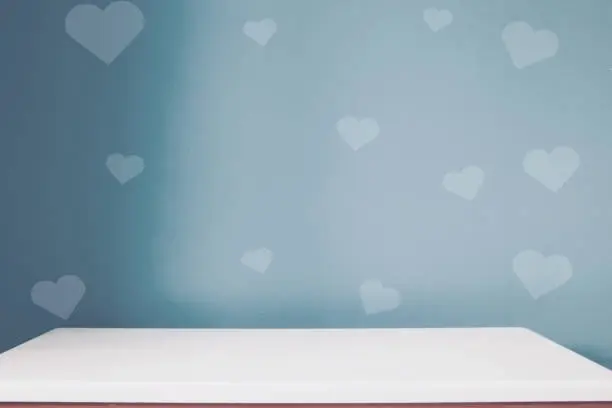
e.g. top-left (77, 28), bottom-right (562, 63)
top-left (0, 327), bottom-right (611, 404)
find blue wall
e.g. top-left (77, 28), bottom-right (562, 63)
top-left (2, 0), bottom-right (612, 369)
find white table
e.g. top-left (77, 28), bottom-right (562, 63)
top-left (0, 327), bottom-right (611, 406)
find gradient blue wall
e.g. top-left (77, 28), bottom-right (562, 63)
top-left (1, 0), bottom-right (612, 369)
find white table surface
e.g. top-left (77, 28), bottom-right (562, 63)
top-left (0, 327), bottom-right (611, 404)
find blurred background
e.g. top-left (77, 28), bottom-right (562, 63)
top-left (1, 0), bottom-right (612, 369)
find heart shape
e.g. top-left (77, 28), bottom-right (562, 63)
top-left (513, 250), bottom-right (573, 299)
top-left (106, 153), bottom-right (144, 185)
top-left (31, 275), bottom-right (86, 320)
top-left (336, 116), bottom-right (380, 151)
top-left (241, 247), bottom-right (274, 273)
top-left (523, 146), bottom-right (579, 192)
top-left (243, 19), bottom-right (277, 46)
top-left (502, 21), bottom-right (559, 69)
top-left (65, 1), bottom-right (144, 65)
top-left (360, 280), bottom-right (401, 315)
top-left (423, 8), bottom-right (453, 32)
top-left (442, 165), bottom-right (484, 201)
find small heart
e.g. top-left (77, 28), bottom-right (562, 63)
top-left (523, 146), bottom-right (579, 192)
top-left (65, 1), bottom-right (144, 65)
top-left (106, 153), bottom-right (144, 184)
top-left (336, 116), bottom-right (380, 151)
top-left (241, 247), bottom-right (274, 273)
top-left (243, 19), bottom-right (277, 46)
top-left (31, 275), bottom-right (86, 320)
top-left (359, 280), bottom-right (401, 315)
top-left (423, 8), bottom-right (453, 32)
top-left (442, 165), bottom-right (484, 201)
top-left (513, 250), bottom-right (573, 299)
top-left (502, 21), bottom-right (559, 69)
